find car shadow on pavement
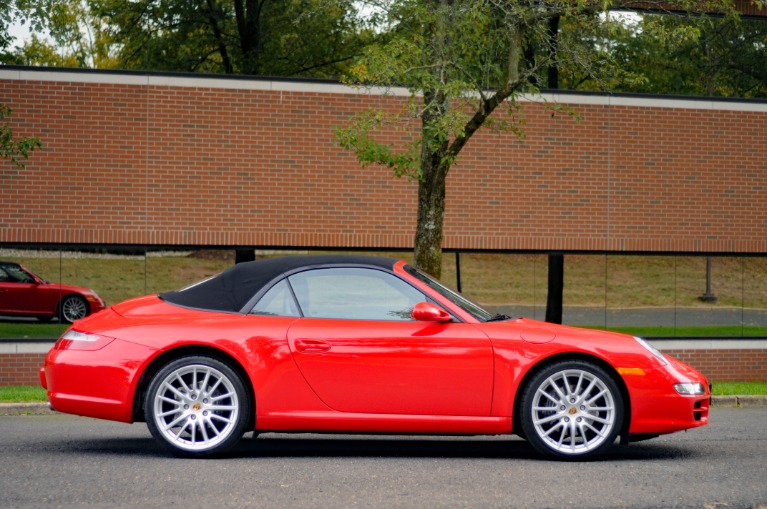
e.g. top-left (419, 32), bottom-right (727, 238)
top-left (36, 433), bottom-right (700, 462)
top-left (231, 434), bottom-right (700, 462)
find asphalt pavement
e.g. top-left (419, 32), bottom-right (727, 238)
top-left (1, 408), bottom-right (766, 508)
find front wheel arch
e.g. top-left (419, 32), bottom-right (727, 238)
top-left (133, 345), bottom-right (255, 432)
top-left (512, 353), bottom-right (631, 447)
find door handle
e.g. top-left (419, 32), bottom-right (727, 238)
top-left (294, 339), bottom-right (331, 353)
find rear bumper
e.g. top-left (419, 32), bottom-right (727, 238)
top-left (42, 338), bottom-right (156, 423)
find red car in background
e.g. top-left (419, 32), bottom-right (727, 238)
top-left (0, 261), bottom-right (106, 323)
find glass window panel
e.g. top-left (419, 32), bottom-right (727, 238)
top-left (743, 257), bottom-right (767, 337)
top-left (288, 267), bottom-right (425, 321)
top-left (145, 249), bottom-right (232, 298)
top-left (458, 253), bottom-right (548, 321)
top-left (0, 249), bottom-right (66, 338)
top-left (250, 279), bottom-right (299, 317)
top-left (563, 254), bottom-right (607, 327)
top-left (605, 255), bottom-right (678, 334)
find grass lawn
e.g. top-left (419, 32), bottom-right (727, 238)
top-left (2, 382), bottom-right (765, 403)
top-left (0, 386), bottom-right (47, 402)
top-left (587, 325), bottom-right (767, 337)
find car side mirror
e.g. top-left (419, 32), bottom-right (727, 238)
top-left (411, 302), bottom-right (452, 323)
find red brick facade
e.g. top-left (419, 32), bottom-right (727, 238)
top-left (662, 349), bottom-right (767, 382)
top-left (1, 67), bottom-right (766, 254)
top-left (0, 353), bottom-right (45, 386)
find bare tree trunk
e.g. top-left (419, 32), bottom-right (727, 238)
top-left (414, 159), bottom-right (448, 279)
top-left (234, 0), bottom-right (266, 75)
top-left (414, 86), bottom-right (449, 278)
top-left (205, 0), bottom-right (234, 73)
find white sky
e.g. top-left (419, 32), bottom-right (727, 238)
top-left (7, 21), bottom-right (33, 50)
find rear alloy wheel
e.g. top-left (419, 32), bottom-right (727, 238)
top-left (145, 356), bottom-right (251, 457)
top-left (59, 295), bottom-right (89, 323)
top-left (521, 360), bottom-right (623, 459)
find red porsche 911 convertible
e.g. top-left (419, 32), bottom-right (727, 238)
top-left (40, 255), bottom-right (709, 459)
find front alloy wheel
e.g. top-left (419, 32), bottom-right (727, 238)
top-left (145, 356), bottom-right (251, 457)
top-left (521, 360), bottom-right (624, 459)
top-left (60, 295), bottom-right (88, 323)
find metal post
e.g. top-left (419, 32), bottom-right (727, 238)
top-left (698, 256), bottom-right (717, 303)
top-left (455, 252), bottom-right (462, 293)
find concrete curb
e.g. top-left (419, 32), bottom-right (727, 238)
top-left (0, 402), bottom-right (53, 415)
top-left (1, 396), bottom-right (766, 416)
top-left (710, 395), bottom-right (767, 407)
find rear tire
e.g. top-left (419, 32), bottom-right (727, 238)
top-left (145, 356), bottom-right (251, 457)
top-left (520, 360), bottom-right (623, 459)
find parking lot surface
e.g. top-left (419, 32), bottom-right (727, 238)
top-left (1, 408), bottom-right (766, 509)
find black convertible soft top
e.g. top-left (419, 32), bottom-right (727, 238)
top-left (159, 255), bottom-right (399, 313)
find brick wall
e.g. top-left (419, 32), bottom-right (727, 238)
top-left (1, 67), bottom-right (765, 254)
top-left (0, 353), bottom-right (45, 386)
top-left (663, 349), bottom-right (767, 382)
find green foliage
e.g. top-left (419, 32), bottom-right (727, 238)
top-left (712, 382), bottom-right (767, 395)
top-left (560, 6), bottom-right (767, 97)
top-left (0, 386), bottom-right (48, 403)
top-left (590, 325), bottom-right (767, 338)
top-left (0, 105), bottom-right (43, 167)
top-left (6, 0), bottom-right (375, 76)
top-left (334, 109), bottom-right (422, 179)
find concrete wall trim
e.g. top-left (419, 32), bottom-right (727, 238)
top-left (3, 66), bottom-right (767, 112)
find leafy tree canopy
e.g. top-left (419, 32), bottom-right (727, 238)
top-left (600, 12), bottom-right (767, 97)
top-left (5, 0), bottom-right (378, 78)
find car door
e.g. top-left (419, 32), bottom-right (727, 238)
top-left (0, 265), bottom-right (51, 316)
top-left (282, 267), bottom-right (494, 416)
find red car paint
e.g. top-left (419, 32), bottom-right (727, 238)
top-left (0, 262), bottom-right (106, 322)
top-left (41, 257), bottom-right (709, 458)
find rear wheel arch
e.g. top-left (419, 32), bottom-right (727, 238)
top-left (132, 345), bottom-right (256, 432)
top-left (512, 352), bottom-right (631, 443)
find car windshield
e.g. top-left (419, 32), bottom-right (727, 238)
top-left (403, 264), bottom-right (494, 322)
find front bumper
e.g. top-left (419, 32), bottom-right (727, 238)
top-left (627, 355), bottom-right (710, 435)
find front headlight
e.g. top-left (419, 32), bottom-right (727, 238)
top-left (674, 383), bottom-right (707, 395)
top-left (634, 336), bottom-right (669, 365)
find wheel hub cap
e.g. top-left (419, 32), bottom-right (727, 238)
top-left (531, 369), bottom-right (617, 455)
top-left (152, 365), bottom-right (240, 452)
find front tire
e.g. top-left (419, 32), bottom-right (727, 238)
top-left (520, 360), bottom-right (623, 459)
top-left (145, 356), bottom-right (251, 457)
top-left (59, 295), bottom-right (89, 323)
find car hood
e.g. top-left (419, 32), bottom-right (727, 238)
top-left (479, 316), bottom-right (640, 348)
top-left (41, 281), bottom-right (99, 296)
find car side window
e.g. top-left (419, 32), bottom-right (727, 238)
top-left (287, 267), bottom-right (426, 321)
top-left (0, 268), bottom-right (11, 282)
top-left (250, 279), bottom-right (300, 317)
top-left (1, 266), bottom-right (34, 283)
